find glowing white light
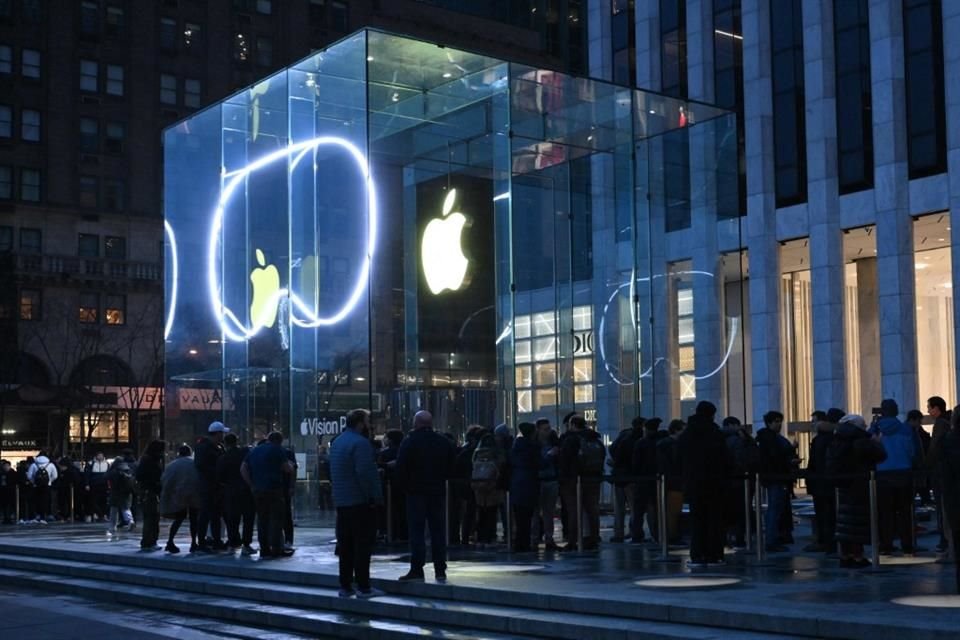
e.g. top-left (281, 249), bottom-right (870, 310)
top-left (422, 189), bottom-right (469, 295)
top-left (714, 29), bottom-right (743, 41)
top-left (492, 192), bottom-right (510, 202)
top-left (164, 220), bottom-right (178, 340)
top-left (208, 136), bottom-right (378, 342)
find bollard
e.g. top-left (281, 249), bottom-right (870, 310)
top-left (71, 484), bottom-right (76, 522)
top-left (743, 475), bottom-right (752, 552)
top-left (755, 474), bottom-right (765, 562)
top-left (576, 475), bottom-right (583, 553)
top-left (869, 471), bottom-right (880, 571)
top-left (386, 480), bottom-right (393, 544)
top-left (444, 480), bottom-right (451, 548)
top-left (909, 475), bottom-right (917, 553)
top-left (658, 473), bottom-right (668, 559)
top-left (506, 490), bottom-right (512, 552)
top-left (835, 487), bottom-right (842, 558)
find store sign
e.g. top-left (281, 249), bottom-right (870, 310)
top-left (573, 330), bottom-right (594, 356)
top-left (178, 388), bottom-right (235, 411)
top-left (1, 439), bottom-right (40, 449)
top-left (300, 415), bottom-right (347, 437)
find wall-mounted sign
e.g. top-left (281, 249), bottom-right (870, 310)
top-left (573, 330), bottom-right (594, 356)
top-left (1, 439), bottom-right (40, 449)
top-left (422, 189), bottom-right (470, 295)
top-left (299, 415), bottom-right (347, 437)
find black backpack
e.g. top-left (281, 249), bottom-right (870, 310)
top-left (577, 437), bottom-right (605, 476)
top-left (112, 460), bottom-right (136, 494)
top-left (33, 463), bottom-right (50, 488)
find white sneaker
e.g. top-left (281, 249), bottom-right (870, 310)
top-left (38, 519), bottom-right (47, 525)
top-left (241, 545), bottom-right (258, 556)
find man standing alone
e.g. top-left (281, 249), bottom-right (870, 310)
top-left (395, 410), bottom-right (456, 582)
top-left (330, 409), bottom-right (384, 598)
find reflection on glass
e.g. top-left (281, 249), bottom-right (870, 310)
top-left (516, 340), bottom-right (532, 363)
top-left (575, 384), bottom-right (594, 403)
top-left (515, 315), bottom-right (531, 339)
top-left (573, 305), bottom-right (592, 330)
top-left (535, 362), bottom-right (558, 386)
top-left (780, 238), bottom-right (813, 421)
top-left (535, 388), bottom-right (558, 410)
top-left (533, 336), bottom-right (558, 362)
top-left (515, 365), bottom-right (532, 388)
top-left (573, 357), bottom-right (593, 383)
top-left (533, 312), bottom-right (556, 336)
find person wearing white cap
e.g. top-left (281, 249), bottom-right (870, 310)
top-left (194, 421), bottom-right (229, 552)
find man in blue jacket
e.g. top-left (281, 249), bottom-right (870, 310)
top-left (395, 410), bottom-right (456, 582)
top-left (330, 409), bottom-right (383, 598)
top-left (870, 398), bottom-right (918, 554)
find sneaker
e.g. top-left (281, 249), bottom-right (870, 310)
top-left (165, 543), bottom-right (180, 554)
top-left (127, 521), bottom-right (137, 532)
top-left (241, 545), bottom-right (258, 556)
top-left (398, 571), bottom-right (425, 582)
top-left (356, 587), bottom-right (385, 599)
top-left (278, 548), bottom-right (295, 557)
top-left (338, 588), bottom-right (356, 598)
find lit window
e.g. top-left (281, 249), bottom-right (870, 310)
top-left (20, 169), bottom-right (40, 202)
top-left (573, 305), bottom-right (592, 330)
top-left (515, 340), bottom-right (531, 363)
top-left (160, 73), bottom-right (177, 104)
top-left (22, 49), bottom-right (40, 78)
top-left (515, 365), bottom-right (532, 388)
top-left (19, 289), bottom-right (40, 320)
top-left (514, 314), bottom-right (531, 339)
top-left (79, 117), bottom-right (99, 152)
top-left (79, 292), bottom-right (99, 323)
top-left (573, 358), bottom-right (593, 383)
top-left (21, 108), bottom-right (40, 141)
top-left (80, 59), bottom-right (98, 92)
top-left (69, 411), bottom-right (130, 443)
top-left (574, 384), bottom-right (594, 404)
top-left (534, 362), bottom-right (557, 386)
top-left (106, 65), bottom-right (124, 96)
top-left (0, 104), bottom-right (10, 137)
top-left (105, 294), bottom-right (125, 325)
top-left (234, 33), bottom-right (249, 62)
top-left (0, 45), bottom-right (11, 74)
top-left (79, 176), bottom-right (98, 208)
top-left (534, 388), bottom-right (558, 411)
top-left (533, 336), bottom-right (558, 362)
top-left (184, 78), bottom-right (201, 108)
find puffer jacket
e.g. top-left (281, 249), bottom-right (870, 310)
top-left (159, 456), bottom-right (202, 517)
top-left (831, 423), bottom-right (887, 545)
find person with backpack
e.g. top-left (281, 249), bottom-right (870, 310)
top-left (26, 450), bottom-right (57, 524)
top-left (137, 440), bottom-right (166, 551)
top-left (472, 431), bottom-right (506, 545)
top-left (630, 418), bottom-right (663, 543)
top-left (106, 449), bottom-right (138, 533)
top-left (559, 414), bottom-right (606, 551)
top-left (609, 417), bottom-right (644, 543)
top-left (509, 422), bottom-right (540, 552)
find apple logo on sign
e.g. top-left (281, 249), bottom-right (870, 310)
top-left (249, 248), bottom-right (281, 330)
top-left (422, 189), bottom-right (470, 295)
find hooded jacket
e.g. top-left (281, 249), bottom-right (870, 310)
top-left (27, 456), bottom-right (58, 486)
top-left (872, 416), bottom-right (917, 472)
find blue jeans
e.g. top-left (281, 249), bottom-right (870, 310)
top-left (765, 484), bottom-right (788, 547)
top-left (406, 493), bottom-right (446, 572)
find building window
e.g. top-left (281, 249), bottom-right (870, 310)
top-left (184, 78), bottom-right (201, 108)
top-left (0, 45), bottom-right (11, 74)
top-left (611, 0), bottom-right (635, 86)
top-left (0, 224), bottom-right (11, 249)
top-left (105, 235), bottom-right (126, 259)
top-left (20, 169), bottom-right (40, 202)
top-left (105, 5), bottom-right (124, 37)
top-left (80, 1), bottom-right (99, 37)
top-left (105, 121), bottom-right (124, 152)
top-left (80, 59), bottom-right (98, 92)
top-left (79, 176), bottom-right (99, 208)
top-left (834, 0), bottom-right (873, 193)
top-left (105, 294), bottom-right (125, 325)
top-left (330, 1), bottom-right (348, 31)
top-left (0, 166), bottom-right (10, 200)
top-left (256, 0), bottom-right (271, 14)
top-left (79, 117), bottom-right (99, 152)
top-left (19, 227), bottom-right (41, 253)
top-left (234, 32), bottom-right (250, 62)
top-left (714, 0), bottom-right (745, 217)
top-left (183, 22), bottom-right (202, 50)
top-left (79, 292), bottom-right (99, 323)
top-left (160, 17), bottom-right (177, 52)
top-left (21, 108), bottom-right (40, 142)
top-left (904, 0), bottom-right (946, 178)
top-left (0, 104), bottom-right (10, 137)
top-left (19, 289), bottom-right (40, 320)
top-left (256, 36), bottom-right (272, 67)
top-left (104, 179), bottom-right (124, 211)
top-left (78, 233), bottom-right (99, 257)
top-left (69, 411), bottom-right (129, 444)
top-left (106, 64), bottom-right (124, 96)
top-left (160, 73), bottom-right (177, 104)
top-left (21, 48), bottom-right (40, 79)
top-left (22, 0), bottom-right (41, 22)
top-left (771, 0), bottom-right (807, 206)
top-left (660, 0), bottom-right (687, 98)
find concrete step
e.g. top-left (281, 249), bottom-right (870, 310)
top-left (0, 552), bottom-right (804, 640)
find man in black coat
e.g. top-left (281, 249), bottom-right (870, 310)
top-left (630, 419), bottom-right (662, 543)
top-left (194, 422), bottom-right (228, 552)
top-left (609, 417), bottom-right (644, 542)
top-left (756, 411), bottom-right (798, 552)
top-left (678, 401), bottom-right (730, 566)
top-left (218, 433), bottom-right (257, 554)
top-left (806, 408), bottom-right (843, 552)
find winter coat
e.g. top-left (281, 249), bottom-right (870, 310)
top-left (831, 423), bottom-right (887, 545)
top-left (657, 436), bottom-right (683, 492)
top-left (472, 436), bottom-right (507, 507)
top-left (807, 426), bottom-right (836, 498)
top-left (85, 459), bottom-right (110, 487)
top-left (508, 436), bottom-right (541, 508)
top-left (395, 427), bottom-right (456, 496)
top-left (936, 427), bottom-right (960, 534)
top-left (558, 428), bottom-right (605, 479)
top-left (677, 415), bottom-right (730, 498)
top-left (756, 428), bottom-right (796, 487)
top-left (610, 427), bottom-right (641, 486)
top-left (631, 433), bottom-right (661, 497)
top-left (159, 456), bottom-right (202, 517)
top-left (193, 437), bottom-right (223, 485)
top-left (135, 455), bottom-right (164, 495)
top-left (330, 429), bottom-right (383, 508)
top-left (27, 456), bottom-right (58, 486)
top-left (217, 445), bottom-right (253, 498)
top-left (872, 417), bottom-right (917, 476)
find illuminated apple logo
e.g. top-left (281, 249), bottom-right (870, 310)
top-left (249, 248), bottom-right (281, 330)
top-left (422, 189), bottom-right (469, 295)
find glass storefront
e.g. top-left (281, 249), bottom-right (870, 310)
top-left (162, 29), bottom-right (741, 482)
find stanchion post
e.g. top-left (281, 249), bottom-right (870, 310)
top-left (869, 471), bottom-right (880, 571)
top-left (743, 475), bottom-right (751, 552)
top-left (506, 490), bottom-right (512, 552)
top-left (386, 479), bottom-right (393, 544)
top-left (576, 475), bottom-right (583, 553)
top-left (658, 473), bottom-right (668, 558)
top-left (835, 487), bottom-right (842, 557)
top-left (444, 479), bottom-right (450, 548)
top-left (70, 484), bottom-right (76, 522)
top-left (755, 474), bottom-right (765, 561)
top-left (15, 484), bottom-right (20, 523)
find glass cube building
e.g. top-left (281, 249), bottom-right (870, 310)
top-left (163, 29), bottom-right (740, 467)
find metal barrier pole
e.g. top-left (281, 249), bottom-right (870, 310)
top-left (506, 490), bottom-right (512, 552)
top-left (444, 480), bottom-right (450, 548)
top-left (15, 484), bottom-right (20, 523)
top-left (658, 474), bottom-right (668, 558)
top-left (755, 475), bottom-right (765, 562)
top-left (386, 480), bottom-right (393, 544)
top-left (835, 487), bottom-right (842, 557)
top-left (70, 484), bottom-right (76, 522)
top-left (743, 475), bottom-right (752, 552)
top-left (909, 473), bottom-right (917, 554)
top-left (576, 475), bottom-right (583, 553)
top-left (869, 471), bottom-right (880, 571)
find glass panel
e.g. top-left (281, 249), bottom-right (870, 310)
top-left (515, 365), bottom-right (532, 388)
top-left (914, 214), bottom-right (955, 407)
top-left (534, 362), bottom-right (557, 386)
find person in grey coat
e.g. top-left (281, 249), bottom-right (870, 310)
top-left (160, 445), bottom-right (202, 553)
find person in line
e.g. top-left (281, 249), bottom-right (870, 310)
top-left (929, 405), bottom-right (960, 590)
top-left (377, 429), bottom-right (406, 543)
top-left (26, 450), bottom-right (57, 524)
top-left (721, 416), bottom-right (758, 548)
top-left (395, 410), bottom-right (456, 582)
top-left (281, 443), bottom-right (298, 553)
top-left (453, 425), bottom-right (484, 546)
top-left (559, 415), bottom-right (605, 551)
top-left (471, 430), bottom-right (506, 545)
top-left (316, 442), bottom-right (333, 512)
top-left (218, 433), bottom-right (257, 555)
top-left (493, 424), bottom-right (514, 542)
top-left (84, 452), bottom-right (110, 522)
top-left (870, 398), bottom-right (918, 555)
top-left (160, 444), bottom-right (202, 553)
top-left (609, 417), bottom-right (643, 543)
top-left (106, 449), bottom-right (137, 533)
top-left (242, 432), bottom-right (296, 558)
top-left (905, 410), bottom-right (932, 506)
top-left (927, 396), bottom-right (952, 553)
top-left (194, 421), bottom-right (228, 552)
top-left (806, 408), bottom-right (843, 552)
top-left (330, 409), bottom-right (384, 598)
top-left (657, 419), bottom-right (686, 545)
top-left (55, 457), bottom-right (85, 522)
top-left (136, 440), bottom-right (166, 551)
top-left (679, 402), bottom-right (730, 567)
top-left (1, 459), bottom-right (17, 524)
top-left (829, 414), bottom-right (887, 568)
top-left (756, 410), bottom-right (797, 553)
top-left (631, 418), bottom-right (663, 544)
top-left (534, 421), bottom-right (560, 550)
top-left (509, 421), bottom-right (540, 552)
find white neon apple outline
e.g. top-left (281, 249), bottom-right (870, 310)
top-left (164, 220), bottom-right (178, 340)
top-left (207, 136), bottom-right (378, 342)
